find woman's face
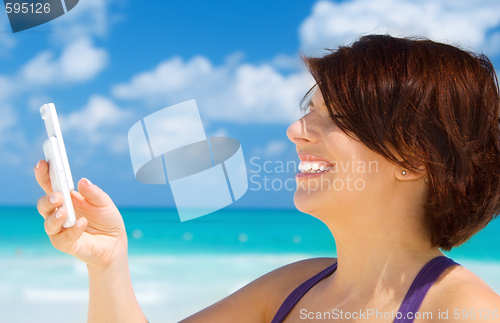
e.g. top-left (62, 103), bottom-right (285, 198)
top-left (286, 88), bottom-right (399, 222)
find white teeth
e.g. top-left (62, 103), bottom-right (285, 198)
top-left (298, 160), bottom-right (333, 173)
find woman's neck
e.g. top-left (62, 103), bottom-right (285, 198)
top-left (320, 205), bottom-right (444, 305)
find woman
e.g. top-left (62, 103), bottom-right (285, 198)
top-left (35, 35), bottom-right (500, 322)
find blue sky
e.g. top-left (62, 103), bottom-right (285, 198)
top-left (1, 0), bottom-right (500, 210)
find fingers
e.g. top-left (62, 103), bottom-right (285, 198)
top-left (49, 216), bottom-right (88, 255)
top-left (37, 192), bottom-right (63, 219)
top-left (44, 207), bottom-right (68, 236)
top-left (77, 178), bottom-right (113, 208)
top-left (34, 159), bottom-right (53, 194)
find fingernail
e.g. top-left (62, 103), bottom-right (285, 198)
top-left (85, 179), bottom-right (93, 187)
top-left (55, 209), bottom-right (62, 219)
top-left (35, 160), bottom-right (41, 169)
top-left (77, 218), bottom-right (83, 227)
top-left (49, 194), bottom-right (59, 204)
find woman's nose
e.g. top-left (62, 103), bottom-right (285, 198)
top-left (286, 117), bottom-right (319, 145)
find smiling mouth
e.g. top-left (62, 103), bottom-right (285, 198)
top-left (298, 161), bottom-right (334, 174)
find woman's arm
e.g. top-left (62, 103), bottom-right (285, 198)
top-left (35, 160), bottom-right (148, 323)
top-left (87, 246), bottom-right (147, 323)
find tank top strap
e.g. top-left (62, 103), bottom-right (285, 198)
top-left (270, 261), bottom-right (338, 323)
top-left (393, 256), bottom-right (460, 323)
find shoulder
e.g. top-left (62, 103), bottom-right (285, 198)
top-left (259, 256), bottom-right (337, 285)
top-left (422, 264), bottom-right (500, 322)
top-left (248, 257), bottom-right (337, 322)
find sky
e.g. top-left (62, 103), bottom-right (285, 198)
top-left (1, 0), bottom-right (500, 210)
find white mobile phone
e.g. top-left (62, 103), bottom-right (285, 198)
top-left (40, 103), bottom-right (76, 228)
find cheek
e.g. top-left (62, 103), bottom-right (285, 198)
top-left (341, 149), bottom-right (394, 199)
top-left (325, 130), bottom-right (390, 178)
top-left (292, 169), bottom-right (387, 216)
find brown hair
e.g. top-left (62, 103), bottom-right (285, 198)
top-left (304, 34), bottom-right (500, 251)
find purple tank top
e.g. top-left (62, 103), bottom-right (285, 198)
top-left (270, 256), bottom-right (459, 323)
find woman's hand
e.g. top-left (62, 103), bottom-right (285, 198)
top-left (34, 159), bottom-right (127, 268)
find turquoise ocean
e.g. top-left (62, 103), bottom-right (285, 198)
top-left (0, 207), bottom-right (499, 323)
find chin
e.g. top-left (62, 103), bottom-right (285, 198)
top-left (293, 189), bottom-right (326, 216)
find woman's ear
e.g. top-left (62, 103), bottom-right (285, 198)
top-left (394, 158), bottom-right (426, 181)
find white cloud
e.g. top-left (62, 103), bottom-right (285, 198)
top-left (112, 55), bottom-right (314, 124)
top-left (113, 56), bottom-right (213, 103)
top-left (59, 95), bottom-right (132, 153)
top-left (271, 54), bottom-right (305, 71)
top-left (20, 37), bottom-right (108, 85)
top-left (300, 0), bottom-right (500, 56)
top-left (0, 38), bottom-right (108, 111)
top-left (51, 0), bottom-right (120, 42)
top-left (20, 52), bottom-right (54, 85)
top-left (61, 95), bottom-right (128, 133)
top-left (208, 128), bottom-right (228, 138)
top-left (261, 140), bottom-right (289, 157)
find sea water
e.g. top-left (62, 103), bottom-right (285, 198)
top-left (0, 207), bottom-right (498, 323)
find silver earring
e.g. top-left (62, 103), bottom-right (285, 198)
top-left (402, 170), bottom-right (407, 175)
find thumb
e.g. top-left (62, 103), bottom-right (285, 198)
top-left (77, 178), bottom-right (113, 208)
